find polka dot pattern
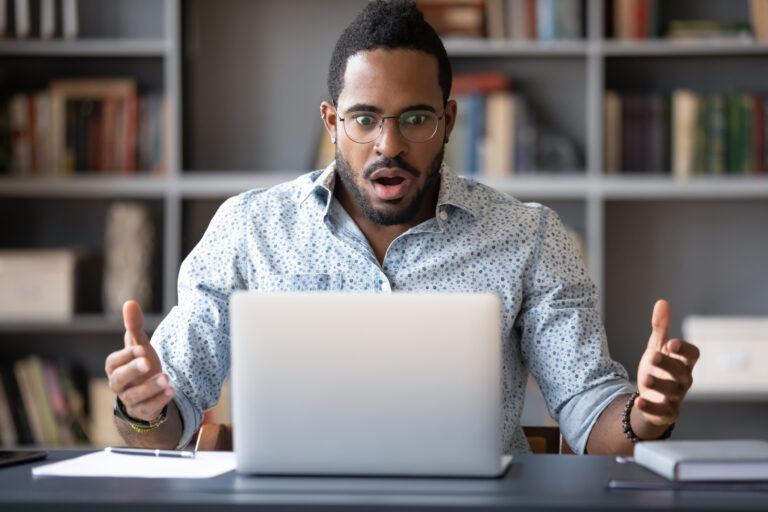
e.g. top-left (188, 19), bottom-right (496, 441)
top-left (152, 162), bottom-right (633, 452)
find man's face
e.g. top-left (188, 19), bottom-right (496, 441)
top-left (325, 49), bottom-right (456, 226)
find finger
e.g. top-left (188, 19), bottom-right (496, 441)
top-left (667, 338), bottom-right (700, 366)
top-left (642, 374), bottom-right (686, 403)
top-left (108, 357), bottom-right (152, 394)
top-left (648, 299), bottom-right (670, 352)
top-left (121, 373), bottom-right (171, 409)
top-left (105, 346), bottom-right (144, 376)
top-left (126, 387), bottom-right (175, 422)
top-left (635, 396), bottom-right (676, 423)
top-left (123, 300), bottom-right (150, 347)
top-left (649, 352), bottom-right (693, 390)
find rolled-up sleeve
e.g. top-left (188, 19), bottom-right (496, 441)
top-left (516, 207), bottom-right (634, 454)
top-left (150, 195), bottom-right (247, 449)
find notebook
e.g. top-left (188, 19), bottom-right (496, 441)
top-left (633, 440), bottom-right (768, 481)
top-left (229, 291), bottom-right (512, 477)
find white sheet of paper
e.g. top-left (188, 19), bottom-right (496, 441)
top-left (32, 450), bottom-right (236, 479)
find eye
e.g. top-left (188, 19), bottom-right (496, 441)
top-left (401, 113), bottom-right (427, 126)
top-left (352, 114), bottom-right (377, 128)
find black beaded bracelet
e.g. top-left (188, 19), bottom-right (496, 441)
top-left (622, 392), bottom-right (675, 443)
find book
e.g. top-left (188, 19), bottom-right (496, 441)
top-left (0, 0), bottom-right (7, 37)
top-left (416, 0), bottom-right (485, 38)
top-left (671, 90), bottom-right (698, 179)
top-left (13, 0), bottom-right (29, 38)
top-left (750, 0), bottom-right (768, 40)
top-left (634, 440), bottom-right (768, 482)
top-left (667, 20), bottom-right (752, 40)
top-left (603, 91), bottom-right (621, 174)
top-left (62, 0), bottom-right (78, 39)
top-left (40, 0), bottom-right (55, 39)
top-left (483, 91), bottom-right (515, 177)
top-left (535, 0), bottom-right (554, 41)
top-left (555, 0), bottom-right (581, 40)
top-left (506, 0), bottom-right (529, 40)
top-left (0, 375), bottom-right (18, 446)
top-left (485, 0), bottom-right (505, 40)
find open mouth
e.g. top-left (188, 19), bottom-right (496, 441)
top-left (371, 176), bottom-right (409, 200)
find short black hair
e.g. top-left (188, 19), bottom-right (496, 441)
top-left (328, 0), bottom-right (452, 107)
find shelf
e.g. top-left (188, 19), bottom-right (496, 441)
top-left (476, 173), bottom-right (589, 198)
top-left (444, 38), bottom-right (588, 57)
top-left (5, 172), bottom-right (768, 201)
top-left (601, 176), bottom-right (768, 199)
top-left (179, 171), bottom-right (304, 197)
top-left (0, 314), bottom-right (164, 334)
top-left (600, 39), bottom-right (768, 57)
top-left (0, 38), bottom-right (170, 57)
top-left (0, 175), bottom-right (169, 198)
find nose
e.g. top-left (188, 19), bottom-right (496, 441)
top-left (374, 117), bottom-right (407, 158)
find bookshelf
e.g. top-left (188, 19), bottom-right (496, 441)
top-left (1, 0), bottom-right (767, 448)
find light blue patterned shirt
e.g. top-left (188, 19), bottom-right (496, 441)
top-left (151, 162), bottom-right (633, 453)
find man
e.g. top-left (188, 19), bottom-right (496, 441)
top-left (105, 0), bottom-right (699, 454)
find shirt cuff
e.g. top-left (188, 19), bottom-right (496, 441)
top-left (171, 384), bottom-right (203, 450)
top-left (558, 378), bottom-right (635, 455)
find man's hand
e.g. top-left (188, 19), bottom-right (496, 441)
top-left (634, 299), bottom-right (700, 435)
top-left (104, 300), bottom-right (175, 421)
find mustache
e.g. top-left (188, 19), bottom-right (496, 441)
top-left (362, 156), bottom-right (420, 180)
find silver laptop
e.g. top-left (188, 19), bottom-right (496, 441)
top-left (230, 291), bottom-right (511, 477)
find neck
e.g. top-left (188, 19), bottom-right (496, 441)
top-left (335, 176), bottom-right (439, 265)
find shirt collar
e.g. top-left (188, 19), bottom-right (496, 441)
top-left (298, 160), bottom-right (337, 209)
top-left (298, 161), bottom-right (480, 219)
top-left (436, 163), bottom-right (479, 219)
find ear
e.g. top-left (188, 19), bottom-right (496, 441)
top-left (320, 101), bottom-right (338, 142)
top-left (443, 99), bottom-right (457, 142)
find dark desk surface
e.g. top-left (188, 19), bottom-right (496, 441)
top-left (1, 450), bottom-right (766, 512)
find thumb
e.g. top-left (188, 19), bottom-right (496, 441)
top-left (123, 300), bottom-right (150, 347)
top-left (648, 299), bottom-right (670, 352)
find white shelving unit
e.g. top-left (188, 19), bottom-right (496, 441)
top-left (1, 0), bottom-right (766, 446)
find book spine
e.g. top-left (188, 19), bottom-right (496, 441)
top-left (536, 0), bottom-right (554, 41)
top-left (62, 0), bottom-right (78, 39)
top-left (0, 0), bottom-right (6, 37)
top-left (40, 0), bottom-right (55, 39)
top-left (706, 94), bottom-right (726, 175)
top-left (123, 93), bottom-right (138, 174)
top-left (752, 94), bottom-right (765, 174)
top-left (14, 0), bottom-right (30, 38)
top-left (0, 374), bottom-right (18, 445)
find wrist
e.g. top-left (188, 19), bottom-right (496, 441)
top-left (623, 392), bottom-right (674, 443)
top-left (114, 397), bottom-right (168, 433)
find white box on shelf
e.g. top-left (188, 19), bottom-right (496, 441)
top-left (0, 250), bottom-right (77, 321)
top-left (682, 316), bottom-right (768, 398)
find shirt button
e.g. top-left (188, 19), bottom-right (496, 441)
top-left (439, 211), bottom-right (448, 221)
top-left (381, 281), bottom-right (391, 292)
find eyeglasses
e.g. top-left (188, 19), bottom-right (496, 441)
top-left (337, 109), bottom-right (444, 144)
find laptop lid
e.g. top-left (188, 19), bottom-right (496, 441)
top-left (230, 291), bottom-right (504, 477)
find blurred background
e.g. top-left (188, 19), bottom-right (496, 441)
top-left (0, 0), bottom-right (766, 449)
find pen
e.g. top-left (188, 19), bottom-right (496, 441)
top-left (105, 447), bottom-right (195, 458)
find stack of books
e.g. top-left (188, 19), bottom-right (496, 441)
top-left (2, 78), bottom-right (168, 177)
top-left (609, 0), bottom-right (765, 40)
top-left (603, 90), bottom-right (767, 177)
top-left (0, 357), bottom-right (90, 447)
top-left (416, 0), bottom-right (583, 41)
top-left (447, 72), bottom-right (581, 177)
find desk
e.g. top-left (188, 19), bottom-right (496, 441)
top-left (0, 450), bottom-right (766, 511)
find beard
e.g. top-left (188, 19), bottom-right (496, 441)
top-left (334, 147), bottom-right (444, 226)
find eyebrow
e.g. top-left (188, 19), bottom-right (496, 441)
top-left (342, 103), bottom-right (437, 115)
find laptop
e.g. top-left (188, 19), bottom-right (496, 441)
top-left (230, 291), bottom-right (511, 477)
